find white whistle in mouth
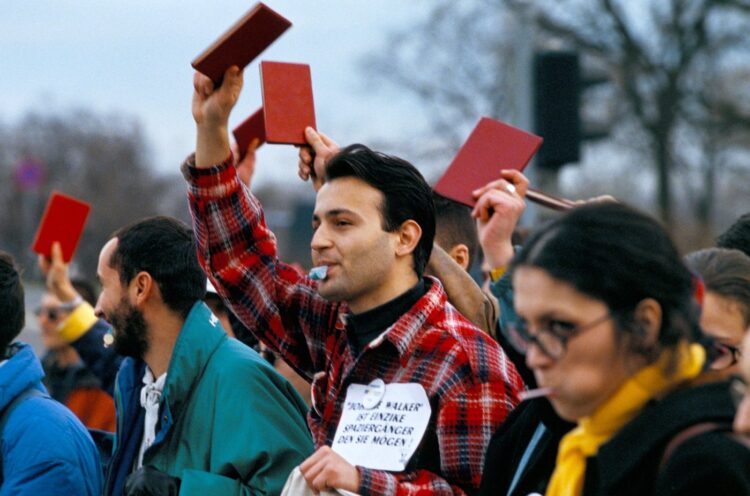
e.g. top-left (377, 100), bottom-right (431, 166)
top-left (309, 265), bottom-right (328, 281)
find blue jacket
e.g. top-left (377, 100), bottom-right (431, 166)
top-left (0, 343), bottom-right (102, 495)
top-left (105, 302), bottom-right (313, 496)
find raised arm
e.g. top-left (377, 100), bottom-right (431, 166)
top-left (185, 68), bottom-right (337, 379)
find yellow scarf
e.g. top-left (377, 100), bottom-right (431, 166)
top-left (545, 343), bottom-right (705, 496)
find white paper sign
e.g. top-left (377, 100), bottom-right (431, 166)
top-left (331, 381), bottom-right (431, 472)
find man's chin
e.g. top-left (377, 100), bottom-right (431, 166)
top-left (316, 282), bottom-right (345, 303)
top-left (112, 329), bottom-right (148, 360)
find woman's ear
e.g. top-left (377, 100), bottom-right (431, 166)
top-left (634, 298), bottom-right (663, 349)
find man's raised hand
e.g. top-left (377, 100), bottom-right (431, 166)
top-left (472, 170), bottom-right (529, 269)
top-left (193, 66), bottom-right (244, 168)
top-left (298, 127), bottom-right (339, 191)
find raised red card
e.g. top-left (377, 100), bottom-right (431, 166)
top-left (260, 61), bottom-right (316, 145)
top-left (192, 3), bottom-right (292, 84)
top-left (233, 107), bottom-right (266, 160)
top-left (31, 191), bottom-right (91, 263)
top-left (434, 117), bottom-right (543, 207)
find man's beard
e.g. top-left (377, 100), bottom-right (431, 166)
top-left (109, 299), bottom-right (149, 360)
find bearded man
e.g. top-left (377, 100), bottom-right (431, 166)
top-left (94, 216), bottom-right (313, 496)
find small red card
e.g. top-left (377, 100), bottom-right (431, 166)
top-left (192, 3), bottom-right (292, 84)
top-left (233, 107), bottom-right (266, 160)
top-left (260, 61), bottom-right (316, 145)
top-left (434, 117), bottom-right (543, 207)
top-left (32, 191), bottom-right (91, 263)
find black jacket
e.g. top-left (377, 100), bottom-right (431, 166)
top-left (480, 381), bottom-right (750, 496)
top-left (479, 397), bottom-right (573, 496)
top-left (583, 380), bottom-right (750, 495)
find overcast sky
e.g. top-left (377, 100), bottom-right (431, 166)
top-left (1, 1), bottom-right (434, 185)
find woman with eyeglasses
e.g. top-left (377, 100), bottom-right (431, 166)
top-left (479, 202), bottom-right (750, 496)
top-left (685, 248), bottom-right (750, 379)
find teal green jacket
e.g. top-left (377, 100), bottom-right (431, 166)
top-left (107, 302), bottom-right (313, 495)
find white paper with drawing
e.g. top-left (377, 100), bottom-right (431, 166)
top-left (331, 380), bottom-right (431, 472)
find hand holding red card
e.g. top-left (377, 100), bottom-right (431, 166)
top-left (32, 192), bottom-right (91, 263)
top-left (260, 61), bottom-right (316, 145)
top-left (434, 117), bottom-right (543, 207)
top-left (192, 2), bottom-right (292, 84)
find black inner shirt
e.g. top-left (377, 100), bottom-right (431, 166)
top-left (347, 279), bottom-right (427, 356)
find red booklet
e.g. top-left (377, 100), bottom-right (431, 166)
top-left (260, 61), bottom-right (316, 145)
top-left (192, 3), bottom-right (292, 84)
top-left (434, 117), bottom-right (543, 207)
top-left (233, 107), bottom-right (266, 160)
top-left (31, 191), bottom-right (91, 263)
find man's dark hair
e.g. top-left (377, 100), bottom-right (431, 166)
top-left (716, 212), bottom-right (750, 258)
top-left (109, 216), bottom-right (206, 318)
top-left (0, 252), bottom-right (25, 351)
top-left (432, 192), bottom-right (479, 271)
top-left (325, 144), bottom-right (435, 276)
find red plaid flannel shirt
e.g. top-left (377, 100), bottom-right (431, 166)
top-left (184, 155), bottom-right (524, 495)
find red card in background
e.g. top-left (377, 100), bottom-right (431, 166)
top-left (433, 117), bottom-right (543, 207)
top-left (31, 191), bottom-right (91, 263)
top-left (233, 107), bottom-right (266, 160)
top-left (191, 3), bottom-right (292, 84)
top-left (260, 61), bottom-right (316, 145)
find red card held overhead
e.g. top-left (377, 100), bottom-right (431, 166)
top-left (192, 2), bottom-right (292, 84)
top-left (260, 61), bottom-right (316, 145)
top-left (233, 107), bottom-right (266, 160)
top-left (434, 117), bottom-right (543, 207)
top-left (32, 191), bottom-right (91, 263)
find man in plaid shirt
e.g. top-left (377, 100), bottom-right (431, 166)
top-left (184, 66), bottom-right (523, 495)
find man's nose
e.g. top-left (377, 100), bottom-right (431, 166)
top-left (310, 224), bottom-right (332, 251)
top-left (93, 295), bottom-right (104, 318)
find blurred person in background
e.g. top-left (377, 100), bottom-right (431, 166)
top-left (37, 245), bottom-right (116, 432)
top-left (425, 191), bottom-right (501, 336)
top-left (717, 212), bottom-right (750, 258)
top-left (685, 248), bottom-right (750, 381)
top-left (0, 251), bottom-right (102, 495)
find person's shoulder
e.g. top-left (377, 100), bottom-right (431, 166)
top-left (429, 299), bottom-right (503, 350)
top-left (657, 431), bottom-right (750, 494)
top-left (670, 430), bottom-right (750, 467)
top-left (5, 394), bottom-right (94, 457)
top-left (420, 302), bottom-right (518, 385)
top-left (201, 338), bottom-right (308, 414)
top-left (205, 338), bottom-right (283, 388)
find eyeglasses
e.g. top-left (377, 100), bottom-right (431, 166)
top-left (709, 342), bottom-right (742, 371)
top-left (507, 312), bottom-right (613, 360)
top-left (730, 378), bottom-right (747, 409)
top-left (34, 306), bottom-right (63, 320)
